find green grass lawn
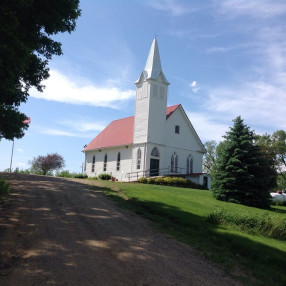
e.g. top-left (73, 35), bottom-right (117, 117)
top-left (86, 180), bottom-right (286, 286)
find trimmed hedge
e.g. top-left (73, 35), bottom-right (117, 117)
top-left (138, 176), bottom-right (207, 190)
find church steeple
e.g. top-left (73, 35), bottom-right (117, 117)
top-left (135, 38), bottom-right (169, 84)
top-left (133, 39), bottom-right (170, 146)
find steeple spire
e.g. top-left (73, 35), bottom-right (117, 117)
top-left (143, 38), bottom-right (162, 80)
top-left (135, 38), bottom-right (169, 84)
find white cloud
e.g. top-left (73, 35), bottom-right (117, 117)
top-left (205, 46), bottom-right (232, 54)
top-left (186, 111), bottom-right (229, 142)
top-left (218, 0), bottom-right (286, 19)
top-left (59, 120), bottom-right (106, 132)
top-left (190, 81), bottom-right (200, 93)
top-left (30, 70), bottom-right (135, 108)
top-left (147, 0), bottom-right (207, 16)
top-left (198, 3), bottom-right (286, 134)
top-left (16, 148), bottom-right (24, 153)
top-left (169, 29), bottom-right (191, 39)
top-left (37, 128), bottom-right (92, 138)
top-left (190, 81), bottom-right (197, 87)
top-left (207, 81), bottom-right (286, 130)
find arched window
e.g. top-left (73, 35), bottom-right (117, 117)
top-left (137, 148), bottom-right (141, 169)
top-left (171, 153), bottom-right (178, 173)
top-left (91, 155), bottom-right (95, 172)
top-left (103, 154), bottom-right (107, 171)
top-left (117, 152), bottom-right (121, 171)
top-left (186, 155), bottom-right (193, 174)
top-left (151, 147), bottom-right (160, 157)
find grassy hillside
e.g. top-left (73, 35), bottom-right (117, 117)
top-left (87, 180), bottom-right (286, 286)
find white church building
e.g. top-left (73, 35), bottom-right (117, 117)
top-left (83, 39), bottom-right (210, 187)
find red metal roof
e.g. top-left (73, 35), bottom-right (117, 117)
top-left (83, 104), bottom-right (180, 151)
top-left (166, 104), bottom-right (180, 119)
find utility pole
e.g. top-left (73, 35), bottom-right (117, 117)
top-left (9, 139), bottom-right (15, 172)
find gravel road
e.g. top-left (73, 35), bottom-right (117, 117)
top-left (0, 173), bottom-right (242, 285)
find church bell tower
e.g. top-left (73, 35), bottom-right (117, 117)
top-left (133, 39), bottom-right (170, 145)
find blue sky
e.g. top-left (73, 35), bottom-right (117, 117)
top-left (1, 0), bottom-right (286, 173)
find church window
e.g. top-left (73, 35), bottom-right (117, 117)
top-left (103, 154), bottom-right (107, 171)
top-left (151, 147), bottom-right (160, 157)
top-left (137, 148), bottom-right (141, 169)
top-left (91, 155), bottom-right (95, 172)
top-left (175, 125), bottom-right (180, 134)
top-left (171, 153), bottom-right (178, 173)
top-left (117, 152), bottom-right (121, 171)
top-left (186, 155), bottom-right (193, 174)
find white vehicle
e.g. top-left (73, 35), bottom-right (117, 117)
top-left (270, 191), bottom-right (286, 203)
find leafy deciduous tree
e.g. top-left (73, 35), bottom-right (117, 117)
top-left (0, 0), bottom-right (81, 140)
top-left (272, 130), bottom-right (286, 182)
top-left (256, 130), bottom-right (286, 190)
top-left (203, 140), bottom-right (218, 174)
top-left (29, 153), bottom-right (65, 175)
top-left (212, 116), bottom-right (275, 209)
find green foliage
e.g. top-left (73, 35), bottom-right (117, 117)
top-left (154, 177), bottom-right (165, 185)
top-left (138, 177), bottom-right (148, 184)
top-left (277, 173), bottom-right (286, 190)
top-left (256, 130), bottom-right (286, 189)
top-left (56, 170), bottom-right (73, 178)
top-left (212, 116), bottom-right (275, 209)
top-left (0, 178), bottom-right (10, 197)
top-left (56, 170), bottom-right (87, 179)
top-left (74, 173), bottom-right (88, 179)
top-left (138, 176), bottom-right (207, 189)
top-left (206, 208), bottom-right (286, 240)
top-left (13, 167), bottom-right (31, 174)
top-left (0, 0), bottom-right (81, 140)
top-left (203, 140), bottom-right (218, 174)
top-left (272, 130), bottom-right (286, 183)
top-left (98, 173), bottom-right (112, 180)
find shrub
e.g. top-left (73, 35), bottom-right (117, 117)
top-left (98, 173), bottom-right (112, 180)
top-left (137, 176), bottom-right (208, 190)
top-left (154, 177), bottom-right (165, 185)
top-left (13, 167), bottom-right (31, 174)
top-left (0, 178), bottom-right (10, 197)
top-left (171, 177), bottom-right (187, 186)
top-left (138, 177), bottom-right (148, 184)
top-left (74, 173), bottom-right (88, 179)
top-left (56, 170), bottom-right (73, 178)
top-left (205, 208), bottom-right (286, 241)
top-left (163, 177), bottom-right (173, 185)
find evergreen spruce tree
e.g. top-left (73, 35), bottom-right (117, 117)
top-left (212, 116), bottom-right (274, 209)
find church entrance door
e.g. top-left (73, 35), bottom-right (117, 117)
top-left (150, 159), bottom-right (159, 177)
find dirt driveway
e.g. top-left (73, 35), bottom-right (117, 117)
top-left (0, 173), bottom-right (242, 285)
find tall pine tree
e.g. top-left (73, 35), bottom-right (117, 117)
top-left (212, 116), bottom-right (275, 209)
